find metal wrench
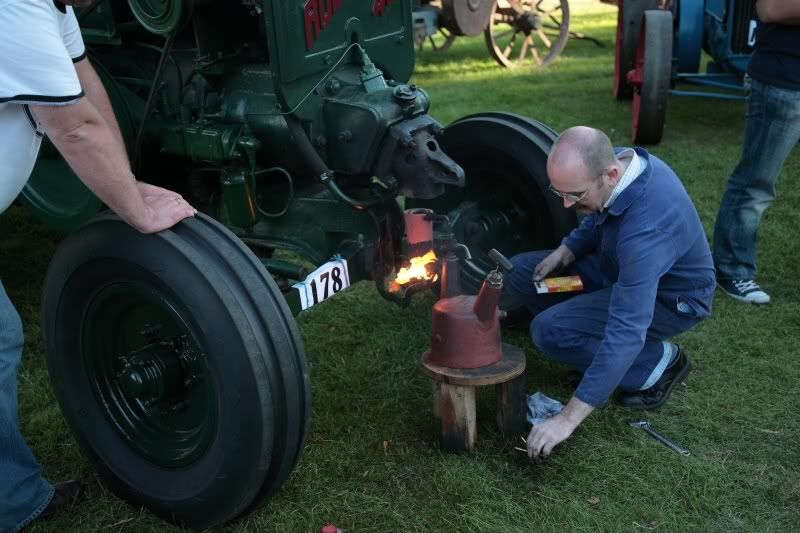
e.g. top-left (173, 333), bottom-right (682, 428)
top-left (629, 420), bottom-right (690, 456)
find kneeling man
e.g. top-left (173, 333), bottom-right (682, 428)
top-left (506, 126), bottom-right (715, 460)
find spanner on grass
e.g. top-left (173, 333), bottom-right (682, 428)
top-left (629, 420), bottom-right (691, 456)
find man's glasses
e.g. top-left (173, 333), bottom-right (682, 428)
top-left (548, 184), bottom-right (591, 203)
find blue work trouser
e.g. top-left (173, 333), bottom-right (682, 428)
top-left (505, 251), bottom-right (703, 393)
top-left (0, 281), bottom-right (53, 533)
top-left (713, 78), bottom-right (800, 280)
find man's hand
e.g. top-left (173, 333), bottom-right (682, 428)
top-left (527, 396), bottom-right (594, 461)
top-left (134, 182), bottom-right (197, 234)
top-left (533, 244), bottom-right (576, 281)
top-left (527, 414), bottom-right (577, 461)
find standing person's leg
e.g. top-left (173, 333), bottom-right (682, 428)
top-left (531, 288), bottom-right (704, 404)
top-left (0, 281), bottom-right (54, 532)
top-left (713, 79), bottom-right (800, 302)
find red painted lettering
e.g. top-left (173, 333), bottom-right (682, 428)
top-left (320, 0), bottom-right (332, 28)
top-left (373, 0), bottom-right (396, 16)
top-left (304, 0), bottom-right (348, 49)
top-left (304, 0), bottom-right (320, 50)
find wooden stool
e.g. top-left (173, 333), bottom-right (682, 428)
top-left (422, 343), bottom-right (527, 453)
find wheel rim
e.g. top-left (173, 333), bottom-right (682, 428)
top-left (630, 10), bottom-right (672, 144)
top-left (485, 0), bottom-right (570, 68)
top-left (82, 282), bottom-right (215, 468)
top-left (613, 0), bottom-right (659, 99)
top-left (407, 113), bottom-right (577, 294)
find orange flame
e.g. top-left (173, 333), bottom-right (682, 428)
top-left (392, 250), bottom-right (439, 289)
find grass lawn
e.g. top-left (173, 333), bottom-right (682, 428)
top-left (4, 3), bottom-right (799, 532)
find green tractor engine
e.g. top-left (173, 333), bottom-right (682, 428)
top-left (24, 0), bottom-right (576, 528)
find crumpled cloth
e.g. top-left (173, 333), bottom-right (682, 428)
top-left (527, 392), bottom-right (564, 425)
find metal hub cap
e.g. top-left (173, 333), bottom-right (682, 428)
top-left (82, 282), bottom-right (215, 468)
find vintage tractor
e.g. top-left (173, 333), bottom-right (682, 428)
top-left (613, 0), bottom-right (756, 144)
top-left (20, 0), bottom-right (577, 529)
top-left (412, 0), bottom-right (573, 67)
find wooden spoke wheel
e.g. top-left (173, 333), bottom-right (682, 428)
top-left (614, 0), bottom-right (659, 99)
top-left (41, 213), bottom-right (311, 529)
top-left (484, 0), bottom-right (570, 68)
top-left (416, 25), bottom-right (458, 53)
top-left (630, 9), bottom-right (673, 144)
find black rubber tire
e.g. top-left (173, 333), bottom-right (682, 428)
top-left (614, 0), bottom-right (659, 99)
top-left (407, 112), bottom-right (577, 299)
top-left (632, 10), bottom-right (673, 144)
top-left (41, 213), bottom-right (310, 529)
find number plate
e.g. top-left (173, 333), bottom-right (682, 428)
top-left (292, 257), bottom-right (350, 311)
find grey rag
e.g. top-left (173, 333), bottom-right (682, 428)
top-left (527, 392), bottom-right (564, 425)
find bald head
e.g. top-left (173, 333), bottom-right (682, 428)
top-left (548, 126), bottom-right (617, 180)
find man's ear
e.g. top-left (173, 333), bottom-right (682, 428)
top-left (606, 165), bottom-right (621, 187)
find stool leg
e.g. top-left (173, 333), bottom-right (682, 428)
top-left (432, 381), bottom-right (441, 420)
top-left (496, 371), bottom-right (527, 437)
top-left (438, 383), bottom-right (476, 453)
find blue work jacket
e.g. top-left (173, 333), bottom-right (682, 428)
top-left (562, 148), bottom-right (715, 407)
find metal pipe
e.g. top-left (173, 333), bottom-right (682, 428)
top-left (132, 31), bottom-right (177, 173)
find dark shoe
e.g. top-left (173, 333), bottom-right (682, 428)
top-left (36, 480), bottom-right (85, 521)
top-left (617, 348), bottom-right (692, 410)
top-left (717, 278), bottom-right (770, 304)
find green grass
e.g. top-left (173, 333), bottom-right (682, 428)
top-left (4, 4), bottom-right (800, 532)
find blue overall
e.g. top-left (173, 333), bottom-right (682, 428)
top-left (506, 148), bottom-right (715, 407)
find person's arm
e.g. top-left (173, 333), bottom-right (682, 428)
top-left (757, 0), bottom-right (800, 24)
top-left (74, 57), bottom-right (125, 150)
top-left (31, 99), bottom-right (195, 233)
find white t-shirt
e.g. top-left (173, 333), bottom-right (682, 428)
top-left (0, 0), bottom-right (86, 214)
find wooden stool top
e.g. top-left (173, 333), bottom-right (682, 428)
top-left (422, 343), bottom-right (526, 386)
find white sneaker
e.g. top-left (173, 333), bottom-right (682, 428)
top-left (717, 278), bottom-right (771, 304)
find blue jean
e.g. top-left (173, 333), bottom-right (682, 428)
top-left (713, 78), bottom-right (800, 280)
top-left (506, 251), bottom-right (704, 396)
top-left (0, 281), bottom-right (53, 533)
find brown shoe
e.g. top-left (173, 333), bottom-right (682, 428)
top-left (36, 480), bottom-right (85, 521)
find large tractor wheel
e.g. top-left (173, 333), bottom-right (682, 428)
top-left (41, 213), bottom-right (311, 529)
top-left (485, 0), bottom-right (570, 68)
top-left (614, 0), bottom-right (658, 99)
top-left (630, 10), bottom-right (673, 144)
top-left (407, 112), bottom-right (578, 300)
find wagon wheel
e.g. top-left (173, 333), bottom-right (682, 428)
top-left (614, 0), bottom-right (659, 99)
top-left (484, 0), bottom-right (571, 68)
top-left (41, 213), bottom-right (311, 529)
top-left (630, 10), bottom-right (672, 144)
top-left (407, 112), bottom-right (577, 302)
top-left (418, 26), bottom-right (457, 53)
